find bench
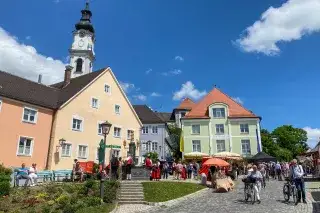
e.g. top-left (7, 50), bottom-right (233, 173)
top-left (12, 168), bottom-right (54, 187)
top-left (53, 170), bottom-right (72, 182)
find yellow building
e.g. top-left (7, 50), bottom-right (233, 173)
top-left (47, 67), bottom-right (142, 170)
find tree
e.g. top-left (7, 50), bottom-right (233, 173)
top-left (143, 152), bottom-right (158, 163)
top-left (167, 125), bottom-right (182, 159)
top-left (272, 125), bottom-right (308, 158)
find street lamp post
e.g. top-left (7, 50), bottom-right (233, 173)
top-left (99, 121), bottom-right (112, 200)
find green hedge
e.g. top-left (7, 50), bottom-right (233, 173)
top-left (0, 164), bottom-right (12, 196)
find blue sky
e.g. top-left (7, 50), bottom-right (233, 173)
top-left (1, 0), bottom-right (320, 146)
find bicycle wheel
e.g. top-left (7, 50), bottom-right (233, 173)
top-left (292, 186), bottom-right (298, 204)
top-left (251, 186), bottom-right (256, 204)
top-left (283, 184), bottom-right (290, 202)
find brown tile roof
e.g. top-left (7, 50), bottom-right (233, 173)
top-left (0, 68), bottom-right (107, 109)
top-left (184, 88), bottom-right (259, 119)
top-left (176, 98), bottom-right (196, 110)
top-left (133, 105), bottom-right (164, 124)
top-left (155, 112), bottom-right (174, 122)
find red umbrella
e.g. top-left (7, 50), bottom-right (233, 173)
top-left (203, 158), bottom-right (229, 167)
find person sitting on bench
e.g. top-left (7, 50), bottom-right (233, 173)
top-left (16, 163), bottom-right (31, 187)
top-left (72, 159), bottom-right (84, 182)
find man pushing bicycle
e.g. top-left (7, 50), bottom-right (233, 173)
top-left (289, 159), bottom-right (307, 205)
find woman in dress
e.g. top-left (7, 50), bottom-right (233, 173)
top-left (28, 163), bottom-right (38, 186)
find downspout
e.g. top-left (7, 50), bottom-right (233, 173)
top-left (46, 110), bottom-right (57, 170)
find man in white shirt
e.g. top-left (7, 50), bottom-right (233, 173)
top-left (290, 159), bottom-right (306, 205)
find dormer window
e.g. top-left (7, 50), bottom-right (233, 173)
top-left (181, 112), bottom-right (186, 117)
top-left (212, 108), bottom-right (225, 118)
top-left (76, 58), bottom-right (83, 72)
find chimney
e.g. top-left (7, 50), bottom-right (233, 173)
top-left (38, 74), bottom-right (42, 84)
top-left (63, 65), bottom-right (73, 87)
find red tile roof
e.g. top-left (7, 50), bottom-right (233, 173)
top-left (184, 88), bottom-right (259, 119)
top-left (176, 98), bottom-right (196, 110)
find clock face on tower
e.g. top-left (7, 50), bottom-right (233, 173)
top-left (78, 40), bottom-right (84, 47)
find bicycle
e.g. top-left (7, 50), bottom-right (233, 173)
top-left (243, 179), bottom-right (257, 204)
top-left (283, 177), bottom-right (297, 203)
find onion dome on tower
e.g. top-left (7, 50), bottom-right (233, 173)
top-left (75, 2), bottom-right (94, 34)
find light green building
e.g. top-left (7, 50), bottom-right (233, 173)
top-left (178, 88), bottom-right (262, 158)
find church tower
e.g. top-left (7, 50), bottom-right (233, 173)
top-left (69, 1), bottom-right (95, 78)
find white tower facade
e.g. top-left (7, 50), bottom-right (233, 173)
top-left (69, 2), bottom-right (95, 78)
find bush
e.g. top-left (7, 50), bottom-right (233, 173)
top-left (103, 181), bottom-right (119, 203)
top-left (84, 196), bottom-right (101, 207)
top-left (0, 164), bottom-right (12, 196)
top-left (0, 181), bottom-right (10, 196)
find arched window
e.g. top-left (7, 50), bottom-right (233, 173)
top-left (76, 58), bottom-right (83, 72)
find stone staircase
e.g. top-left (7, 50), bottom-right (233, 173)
top-left (118, 181), bottom-right (146, 204)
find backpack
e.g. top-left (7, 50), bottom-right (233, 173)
top-left (111, 157), bottom-right (118, 167)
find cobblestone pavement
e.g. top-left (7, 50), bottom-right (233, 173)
top-left (144, 179), bottom-right (311, 213)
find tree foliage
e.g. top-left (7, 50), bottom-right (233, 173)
top-left (167, 124), bottom-right (182, 159)
top-left (143, 152), bottom-right (159, 163)
top-left (261, 125), bottom-right (308, 161)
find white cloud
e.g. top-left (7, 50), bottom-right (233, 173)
top-left (162, 69), bottom-right (182, 76)
top-left (25, 36), bottom-right (31, 40)
top-left (173, 81), bottom-right (207, 101)
top-left (0, 27), bottom-right (65, 85)
top-left (236, 0), bottom-right (320, 55)
top-left (151, 92), bottom-right (161, 97)
top-left (303, 127), bottom-right (320, 148)
top-left (119, 81), bottom-right (136, 93)
top-left (174, 56), bottom-right (184, 61)
top-left (145, 68), bottom-right (152, 74)
top-left (232, 97), bottom-right (244, 105)
top-left (133, 94), bottom-right (147, 101)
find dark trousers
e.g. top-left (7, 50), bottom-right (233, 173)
top-left (111, 166), bottom-right (118, 180)
top-left (16, 174), bottom-right (31, 187)
top-left (163, 169), bottom-right (168, 179)
top-left (294, 178), bottom-right (306, 201)
top-left (187, 170), bottom-right (192, 179)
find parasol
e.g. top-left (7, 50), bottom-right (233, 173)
top-left (212, 152), bottom-right (242, 160)
top-left (184, 152), bottom-right (209, 158)
top-left (203, 158), bottom-right (230, 167)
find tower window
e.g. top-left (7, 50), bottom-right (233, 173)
top-left (76, 58), bottom-right (83, 72)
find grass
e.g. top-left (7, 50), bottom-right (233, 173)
top-left (75, 203), bottom-right (116, 213)
top-left (142, 182), bottom-right (206, 202)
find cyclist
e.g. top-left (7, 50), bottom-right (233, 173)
top-left (290, 159), bottom-right (306, 205)
top-left (248, 165), bottom-right (263, 204)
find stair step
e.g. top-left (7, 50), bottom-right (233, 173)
top-left (119, 198), bottom-right (145, 202)
top-left (119, 192), bottom-right (144, 195)
top-left (119, 194), bottom-right (144, 198)
top-left (121, 187), bottom-right (143, 189)
top-left (120, 184), bottom-right (143, 187)
top-left (118, 200), bottom-right (147, 205)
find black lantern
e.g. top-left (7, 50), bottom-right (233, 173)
top-left (59, 138), bottom-right (66, 146)
top-left (101, 121), bottom-right (112, 135)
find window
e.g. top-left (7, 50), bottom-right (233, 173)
top-left (61, 144), bottom-right (71, 157)
top-left (191, 125), bottom-right (200, 134)
top-left (97, 122), bottom-right (103, 135)
top-left (112, 150), bottom-right (120, 158)
top-left (96, 148), bottom-right (99, 160)
top-left (22, 107), bottom-right (37, 123)
top-left (142, 141), bottom-right (147, 151)
top-left (91, 98), bottom-right (99, 109)
top-left (127, 130), bottom-right (134, 140)
top-left (104, 84), bottom-right (111, 94)
top-left (0, 99), bottom-right (2, 112)
top-left (78, 145), bottom-right (88, 159)
top-left (114, 127), bottom-right (121, 138)
top-left (142, 126), bottom-right (148, 134)
top-left (152, 141), bottom-right (158, 151)
top-left (115, 105), bottom-right (120, 114)
top-left (180, 112), bottom-right (186, 117)
top-left (240, 124), bottom-right (249, 133)
top-left (192, 140), bottom-right (201, 152)
top-left (72, 118), bottom-right (83, 131)
top-left (212, 108), bottom-right (225, 118)
top-left (241, 140), bottom-right (251, 156)
top-left (152, 126), bottom-right (158, 134)
top-left (17, 137), bottom-right (33, 156)
top-left (76, 58), bottom-right (83, 72)
top-left (215, 124), bottom-right (224, 134)
top-left (216, 140), bottom-right (226, 152)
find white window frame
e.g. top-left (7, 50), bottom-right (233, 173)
top-left (212, 108), bottom-right (226, 118)
top-left (192, 140), bottom-right (201, 152)
top-left (77, 144), bottom-right (89, 159)
top-left (104, 84), bottom-right (111, 94)
top-left (113, 126), bottom-right (122, 138)
top-left (127, 129), bottom-right (134, 140)
top-left (0, 99), bottom-right (2, 112)
top-left (16, 136), bottom-right (34, 156)
top-left (215, 124), bottom-right (225, 135)
top-left (97, 121), bottom-right (105, 135)
top-left (191, 124), bottom-right (200, 134)
top-left (111, 149), bottom-right (121, 158)
top-left (61, 143), bottom-right (72, 157)
top-left (241, 139), bottom-right (251, 156)
top-left (240, 124), bottom-right (249, 134)
top-left (151, 141), bottom-right (158, 151)
top-left (216, 140), bottom-right (226, 153)
top-left (115, 104), bottom-right (121, 115)
top-left (22, 107), bottom-right (38, 124)
top-left (142, 126), bottom-right (149, 134)
top-left (142, 141), bottom-right (147, 151)
top-left (72, 115), bottom-right (84, 132)
top-left (91, 97), bottom-right (99, 109)
top-left (152, 126), bottom-right (158, 134)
